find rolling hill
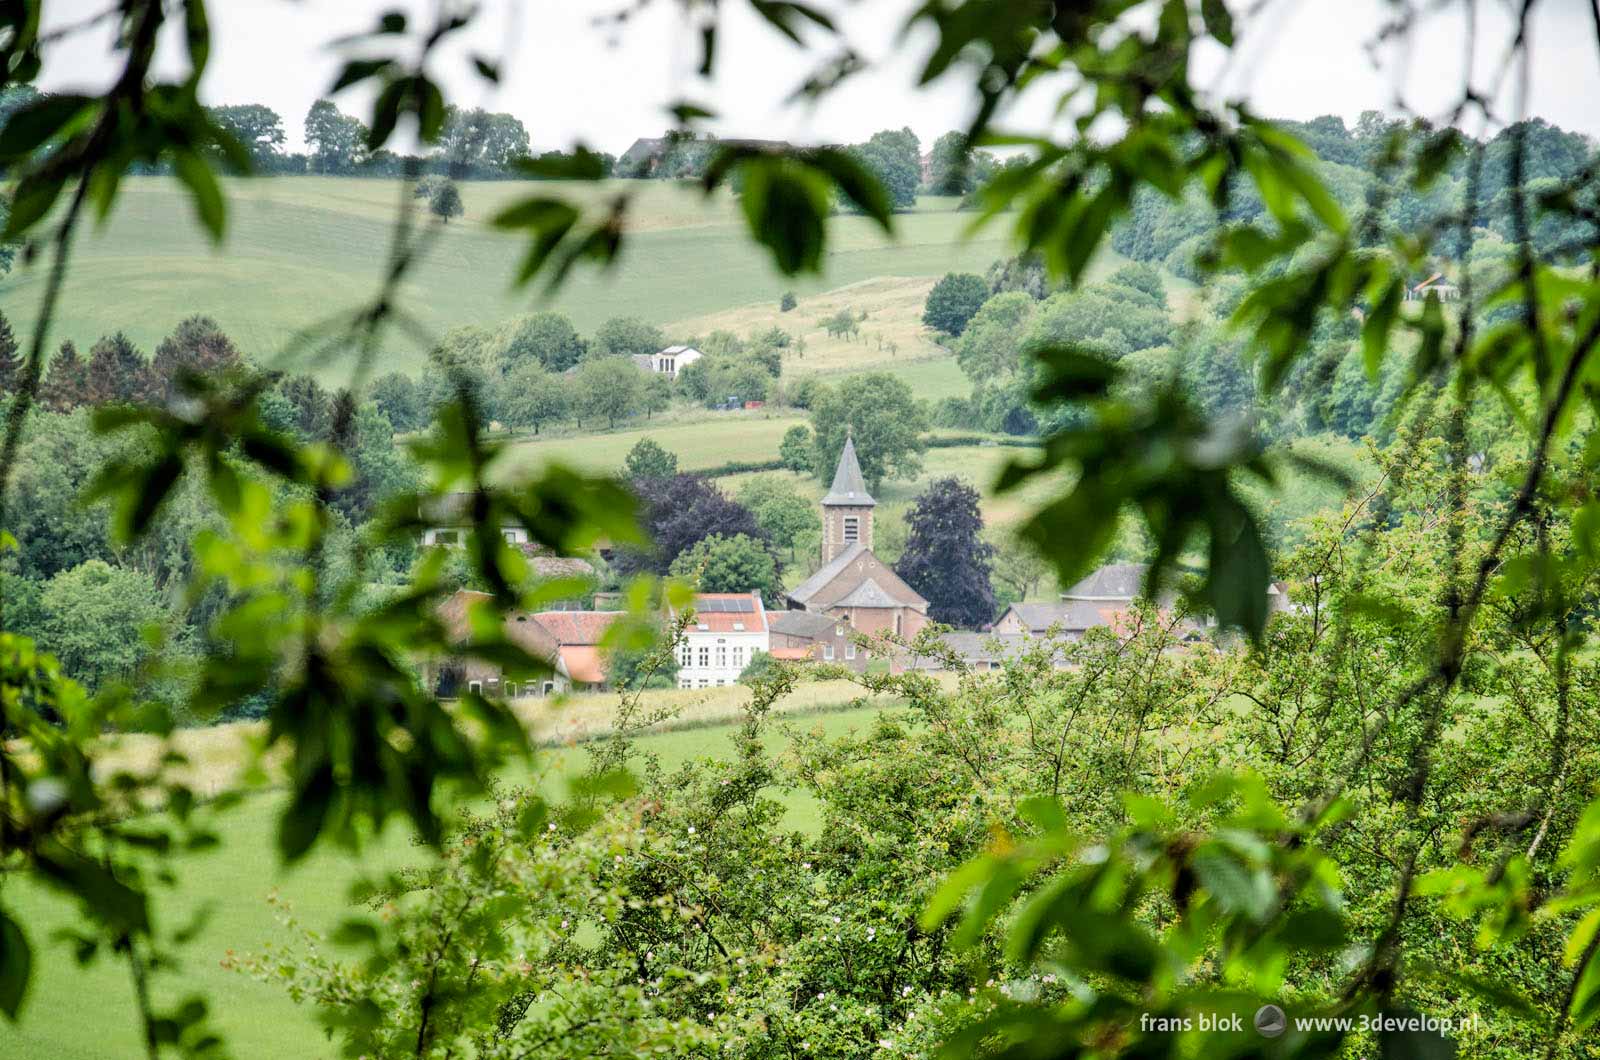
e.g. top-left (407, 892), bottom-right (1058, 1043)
top-left (0, 176), bottom-right (1013, 383)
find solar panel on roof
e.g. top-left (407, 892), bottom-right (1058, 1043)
top-left (695, 598), bottom-right (754, 613)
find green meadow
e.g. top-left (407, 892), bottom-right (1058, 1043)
top-left (0, 703), bottom-right (890, 1060)
top-left (0, 176), bottom-right (1011, 378)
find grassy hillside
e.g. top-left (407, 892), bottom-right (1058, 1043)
top-left (0, 177), bottom-right (1011, 380)
top-left (0, 697), bottom-right (895, 1060)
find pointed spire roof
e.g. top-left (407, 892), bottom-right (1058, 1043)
top-left (822, 435), bottom-right (875, 507)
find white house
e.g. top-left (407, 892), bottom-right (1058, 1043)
top-left (673, 592), bottom-right (769, 688)
top-left (418, 493), bottom-right (529, 547)
top-left (649, 345), bottom-right (703, 378)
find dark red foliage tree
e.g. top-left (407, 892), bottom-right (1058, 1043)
top-left (615, 473), bottom-right (777, 578)
top-left (895, 476), bottom-right (996, 629)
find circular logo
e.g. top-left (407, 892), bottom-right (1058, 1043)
top-left (1254, 1004), bottom-right (1287, 1038)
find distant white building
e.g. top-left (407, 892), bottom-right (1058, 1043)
top-left (673, 592), bottom-right (769, 688)
top-left (418, 492), bottom-right (529, 547)
top-left (644, 345), bottom-right (703, 379)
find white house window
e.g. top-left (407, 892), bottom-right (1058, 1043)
top-left (698, 679), bottom-right (709, 688)
top-left (468, 680), bottom-right (483, 694)
top-left (843, 516), bottom-right (859, 542)
top-left (716, 646), bottom-right (727, 667)
top-left (823, 644), bottom-right (834, 660)
top-left (680, 645), bottom-right (693, 667)
top-left (680, 679), bottom-right (692, 689)
top-left (716, 680), bottom-right (725, 686)
top-left (845, 642), bottom-right (856, 660)
top-left (434, 530), bottom-right (460, 546)
top-left (505, 682), bottom-right (518, 698)
top-left (894, 613), bottom-right (902, 636)
top-left (732, 646), bottom-right (744, 668)
top-left (698, 646), bottom-right (711, 668)
top-left (542, 680), bottom-right (555, 695)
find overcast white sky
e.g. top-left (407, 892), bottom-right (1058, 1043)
top-left (38, 0), bottom-right (1600, 153)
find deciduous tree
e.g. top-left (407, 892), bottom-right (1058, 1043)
top-left (922, 272), bottom-right (989, 336)
top-left (37, 559), bottom-right (176, 692)
top-left (809, 373), bottom-right (928, 489)
top-left (779, 424), bottom-right (813, 471)
top-left (370, 371), bottom-right (425, 432)
top-left (304, 98), bottom-right (367, 173)
top-left (593, 317), bottom-right (665, 359)
top-left (499, 363), bottom-right (571, 434)
top-left (668, 532), bottom-right (781, 596)
top-left (736, 477), bottom-right (820, 559)
top-left (496, 312), bottom-right (585, 374)
top-left (575, 357), bottom-right (644, 428)
top-left (207, 103), bottom-right (286, 167)
top-left (428, 180), bottom-right (464, 222)
top-left (623, 437), bottom-right (678, 481)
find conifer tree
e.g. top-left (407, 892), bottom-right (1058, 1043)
top-left (85, 332), bottom-right (154, 405)
top-left (41, 341), bottom-right (90, 410)
top-left (150, 315), bottom-right (242, 400)
top-left (0, 310), bottom-right (20, 395)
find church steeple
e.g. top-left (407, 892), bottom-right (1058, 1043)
top-left (820, 434), bottom-right (874, 563)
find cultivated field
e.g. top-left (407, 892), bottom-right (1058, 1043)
top-left (0, 177), bottom-right (1013, 377)
top-left (0, 686), bottom-right (909, 1060)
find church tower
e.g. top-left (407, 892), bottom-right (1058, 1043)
top-left (820, 434), bottom-right (875, 564)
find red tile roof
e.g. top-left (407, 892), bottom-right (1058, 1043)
top-left (534, 611), bottom-right (623, 645)
top-left (436, 590), bottom-right (559, 659)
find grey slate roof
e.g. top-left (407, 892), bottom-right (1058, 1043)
top-left (768, 610), bottom-right (838, 638)
top-left (787, 542), bottom-right (867, 606)
top-left (901, 632), bottom-right (1068, 671)
top-left (1062, 563), bottom-right (1152, 601)
top-left (832, 578), bottom-right (902, 609)
top-left (822, 437), bottom-right (875, 507)
top-left (419, 492), bottom-right (516, 527)
top-left (1003, 600), bottom-right (1115, 632)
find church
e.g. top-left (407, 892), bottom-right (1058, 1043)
top-left (769, 436), bottom-right (929, 668)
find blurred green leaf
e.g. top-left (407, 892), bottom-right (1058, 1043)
top-left (0, 910), bottom-right (29, 1020)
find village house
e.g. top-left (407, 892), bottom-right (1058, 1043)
top-left (993, 562), bottom-right (1293, 641)
top-left (768, 610), bottom-right (852, 664)
top-left (671, 591), bottom-right (770, 687)
top-left (418, 493), bottom-right (597, 606)
top-left (418, 492), bottom-right (531, 547)
top-left (1405, 272), bottom-right (1461, 301)
top-left (534, 610), bottom-right (625, 692)
top-left (899, 631), bottom-right (1067, 673)
top-left (992, 600), bottom-right (1128, 639)
top-left (426, 590), bottom-right (620, 699)
top-left (633, 345), bottom-right (703, 379)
